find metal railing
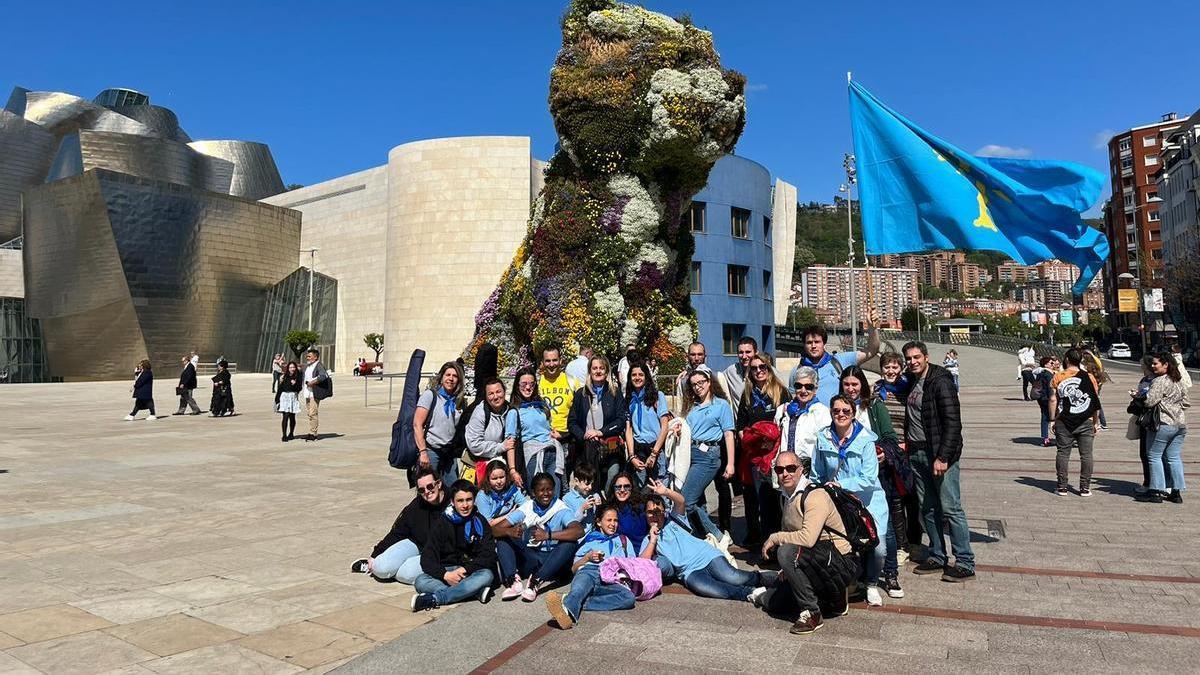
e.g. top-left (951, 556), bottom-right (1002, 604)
top-left (777, 326), bottom-right (1064, 361)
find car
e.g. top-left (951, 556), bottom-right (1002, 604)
top-left (1107, 343), bottom-right (1132, 359)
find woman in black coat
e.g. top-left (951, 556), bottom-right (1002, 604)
top-left (126, 359), bottom-right (156, 421)
top-left (568, 355), bottom-right (627, 491)
top-left (210, 360), bottom-right (234, 417)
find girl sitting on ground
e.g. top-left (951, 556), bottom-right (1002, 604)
top-left (491, 472), bottom-right (583, 602)
top-left (544, 504), bottom-right (650, 629)
top-left (475, 459), bottom-right (526, 527)
top-left (562, 463), bottom-right (603, 538)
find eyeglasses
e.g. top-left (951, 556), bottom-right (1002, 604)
top-left (750, 364), bottom-right (769, 373)
top-left (774, 464), bottom-right (799, 475)
top-left (690, 380), bottom-right (708, 389)
top-left (416, 483), bottom-right (439, 494)
top-left (613, 484), bottom-right (632, 492)
top-left (831, 408), bottom-right (853, 417)
top-left (793, 383), bottom-right (816, 391)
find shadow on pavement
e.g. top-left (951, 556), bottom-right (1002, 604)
top-left (1010, 436), bottom-right (1045, 446)
top-left (1015, 475), bottom-right (1060, 494)
top-left (1092, 477), bottom-right (1142, 498)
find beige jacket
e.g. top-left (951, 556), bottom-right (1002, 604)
top-left (768, 484), bottom-right (852, 555)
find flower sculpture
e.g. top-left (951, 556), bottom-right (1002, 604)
top-left (466, 0), bottom-right (746, 373)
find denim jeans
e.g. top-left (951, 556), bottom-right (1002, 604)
top-left (562, 566), bottom-right (636, 620)
top-left (681, 442), bottom-right (723, 538)
top-left (1037, 399), bottom-right (1051, 439)
top-left (683, 557), bottom-right (762, 600)
top-left (1054, 419), bottom-right (1095, 490)
top-left (512, 540), bottom-right (577, 584)
top-left (1148, 425), bottom-right (1188, 492)
top-left (909, 445), bottom-right (974, 572)
top-left (371, 539), bottom-right (423, 584)
top-left (426, 445), bottom-right (460, 487)
top-left (633, 442), bottom-right (668, 487)
top-left (525, 447), bottom-right (561, 497)
top-left (414, 566), bottom-right (494, 605)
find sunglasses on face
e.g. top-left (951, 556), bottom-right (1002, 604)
top-left (417, 483), bottom-right (439, 494)
top-left (794, 383), bottom-right (816, 391)
top-left (774, 464), bottom-right (799, 475)
top-left (750, 364), bottom-right (769, 373)
top-left (831, 409), bottom-right (853, 417)
top-left (613, 484), bottom-right (632, 491)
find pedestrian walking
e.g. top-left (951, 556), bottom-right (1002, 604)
top-left (1017, 344), bottom-right (1037, 400)
top-left (943, 350), bottom-right (960, 391)
top-left (210, 360), bottom-right (234, 416)
top-left (271, 354), bottom-right (283, 393)
top-left (174, 355), bottom-right (201, 415)
top-left (1032, 356), bottom-right (1059, 446)
top-left (1048, 349), bottom-right (1100, 497)
top-left (125, 359), bottom-right (156, 421)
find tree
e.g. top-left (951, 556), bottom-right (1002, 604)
top-left (284, 330), bottom-right (320, 360)
top-left (901, 307), bottom-right (931, 331)
top-left (363, 332), bottom-right (384, 361)
top-left (285, 183), bottom-right (305, 191)
top-left (787, 305), bottom-right (821, 328)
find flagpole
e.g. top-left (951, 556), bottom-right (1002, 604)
top-left (845, 72), bottom-right (858, 352)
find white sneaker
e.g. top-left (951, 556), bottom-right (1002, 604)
top-left (146, 415), bottom-right (157, 421)
top-left (478, 585), bottom-right (492, 604)
top-left (747, 586), bottom-right (768, 607)
top-left (123, 415), bottom-right (135, 421)
top-left (896, 549), bottom-right (910, 566)
top-left (866, 585), bottom-right (884, 607)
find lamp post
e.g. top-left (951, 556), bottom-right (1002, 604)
top-left (1118, 272), bottom-right (1147, 357)
top-left (302, 247), bottom-right (319, 331)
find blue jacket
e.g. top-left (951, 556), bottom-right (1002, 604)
top-left (133, 370), bottom-right (153, 400)
top-left (810, 423), bottom-right (889, 536)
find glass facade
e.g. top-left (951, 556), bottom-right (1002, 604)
top-left (255, 267), bottom-right (338, 371)
top-left (93, 88), bottom-right (150, 108)
top-left (0, 298), bottom-right (48, 383)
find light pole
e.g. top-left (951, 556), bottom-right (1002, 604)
top-left (1118, 272), bottom-right (1147, 356)
top-left (303, 247), bottom-right (319, 331)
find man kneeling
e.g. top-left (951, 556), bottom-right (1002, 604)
top-left (761, 452), bottom-right (860, 634)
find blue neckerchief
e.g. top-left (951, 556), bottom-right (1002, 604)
top-left (787, 399), bottom-right (816, 418)
top-left (531, 499), bottom-right (554, 518)
top-left (592, 384), bottom-right (606, 400)
top-left (801, 352), bottom-right (833, 369)
top-left (832, 421), bottom-right (864, 464)
top-left (751, 386), bottom-right (771, 411)
top-left (436, 387), bottom-right (456, 417)
top-left (628, 388), bottom-right (645, 427)
top-left (520, 400), bottom-right (546, 410)
top-left (580, 529), bottom-right (620, 555)
top-left (875, 379), bottom-right (904, 401)
top-left (486, 484), bottom-right (520, 515)
top-left (444, 507), bottom-right (483, 544)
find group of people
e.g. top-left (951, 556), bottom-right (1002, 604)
top-left (123, 349), bottom-right (334, 443)
top-left (353, 328), bottom-right (975, 635)
top-left (1024, 342), bottom-right (1190, 501)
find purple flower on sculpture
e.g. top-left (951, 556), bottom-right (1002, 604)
top-left (637, 261), bottom-right (664, 290)
top-left (600, 196), bottom-right (630, 234)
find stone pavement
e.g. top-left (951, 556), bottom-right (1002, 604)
top-left (0, 346), bottom-right (1197, 674)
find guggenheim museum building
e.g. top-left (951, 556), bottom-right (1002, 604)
top-left (0, 86), bottom-right (794, 381)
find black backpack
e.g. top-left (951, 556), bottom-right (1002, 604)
top-left (802, 483), bottom-right (879, 555)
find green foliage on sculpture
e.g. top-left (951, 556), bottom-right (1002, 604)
top-left (467, 0), bottom-right (745, 374)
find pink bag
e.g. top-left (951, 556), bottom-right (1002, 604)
top-left (599, 556), bottom-right (662, 601)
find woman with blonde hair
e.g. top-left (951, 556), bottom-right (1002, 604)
top-left (669, 365), bottom-right (736, 540)
top-left (415, 361), bottom-right (467, 485)
top-left (569, 354), bottom-right (627, 491)
top-left (736, 352), bottom-right (788, 545)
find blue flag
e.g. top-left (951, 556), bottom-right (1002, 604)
top-left (849, 81), bottom-right (1107, 295)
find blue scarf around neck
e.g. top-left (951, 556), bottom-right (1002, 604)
top-left (832, 420), bottom-right (864, 464)
top-left (591, 384), bottom-right (607, 400)
top-left (531, 498), bottom-right (556, 518)
top-left (801, 352), bottom-right (833, 369)
top-left (487, 484), bottom-right (520, 514)
top-left (444, 506), bottom-right (483, 544)
top-left (751, 386), bottom-right (771, 411)
top-left (628, 388), bottom-right (645, 427)
top-left (875, 379), bottom-right (904, 401)
top-left (580, 529), bottom-right (623, 555)
top-left (787, 399), bottom-right (816, 418)
top-left (436, 387), bottom-right (456, 417)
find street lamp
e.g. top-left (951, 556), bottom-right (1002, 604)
top-left (1118, 272), bottom-right (1148, 356)
top-left (302, 247), bottom-right (319, 331)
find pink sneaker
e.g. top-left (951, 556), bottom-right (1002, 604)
top-left (501, 576), bottom-right (525, 601)
top-left (521, 583), bottom-right (539, 602)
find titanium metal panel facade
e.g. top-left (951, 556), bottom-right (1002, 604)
top-left (189, 140), bottom-right (285, 200)
top-left (23, 170), bottom-right (301, 380)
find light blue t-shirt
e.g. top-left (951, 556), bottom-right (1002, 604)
top-left (574, 533), bottom-right (638, 565)
top-left (475, 487), bottom-right (526, 521)
top-left (790, 352), bottom-right (858, 406)
top-left (504, 406), bottom-right (553, 444)
top-left (628, 393), bottom-right (670, 444)
top-left (686, 398), bottom-right (735, 443)
top-left (505, 501), bottom-right (577, 550)
top-left (640, 517), bottom-right (720, 579)
top-left (563, 490), bottom-right (597, 536)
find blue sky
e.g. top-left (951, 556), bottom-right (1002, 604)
top-left (5, 0), bottom-right (1197, 215)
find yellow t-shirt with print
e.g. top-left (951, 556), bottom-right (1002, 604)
top-left (538, 372), bottom-right (578, 434)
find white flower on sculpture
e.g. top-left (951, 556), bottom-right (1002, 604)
top-left (593, 284), bottom-right (626, 317)
top-left (609, 174), bottom-right (661, 244)
top-left (620, 317), bottom-right (640, 348)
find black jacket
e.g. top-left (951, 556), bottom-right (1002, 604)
top-left (371, 493), bottom-right (449, 558)
top-left (178, 363), bottom-right (197, 390)
top-left (132, 370), bottom-right (153, 400)
top-left (568, 385), bottom-right (626, 440)
top-left (419, 508), bottom-right (497, 577)
top-left (905, 364), bottom-right (963, 465)
top-left (735, 387), bottom-right (783, 431)
top-left (274, 373), bottom-right (302, 405)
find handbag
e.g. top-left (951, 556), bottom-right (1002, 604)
top-left (175, 385), bottom-right (184, 396)
top-left (1136, 404), bottom-right (1161, 432)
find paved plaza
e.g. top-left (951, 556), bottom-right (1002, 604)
top-left (0, 346), bottom-right (1198, 673)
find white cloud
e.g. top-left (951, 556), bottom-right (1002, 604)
top-left (974, 144), bottom-right (1033, 159)
top-left (1092, 129), bottom-right (1116, 149)
top-left (744, 83), bottom-right (768, 93)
